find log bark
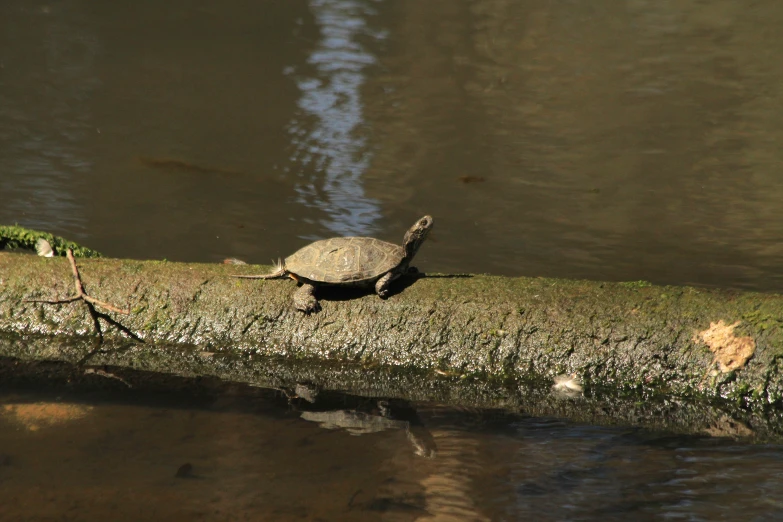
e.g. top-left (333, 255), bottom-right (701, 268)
top-left (2, 250), bottom-right (782, 407)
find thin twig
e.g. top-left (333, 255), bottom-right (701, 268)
top-left (25, 248), bottom-right (130, 315)
top-left (81, 294), bottom-right (130, 315)
top-left (25, 296), bottom-right (82, 305)
top-left (65, 249), bottom-right (130, 314)
top-left (22, 248), bottom-right (138, 347)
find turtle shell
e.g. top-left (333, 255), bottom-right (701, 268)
top-left (285, 237), bottom-right (405, 284)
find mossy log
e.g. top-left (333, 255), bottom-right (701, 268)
top-left (1, 250), bottom-right (783, 412)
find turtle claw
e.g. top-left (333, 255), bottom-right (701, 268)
top-left (296, 299), bottom-right (321, 314)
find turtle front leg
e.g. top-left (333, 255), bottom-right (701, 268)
top-left (374, 272), bottom-right (398, 298)
top-left (293, 283), bottom-right (320, 313)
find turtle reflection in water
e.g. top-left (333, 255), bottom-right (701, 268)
top-left (299, 399), bottom-right (436, 458)
top-left (232, 216), bottom-right (433, 313)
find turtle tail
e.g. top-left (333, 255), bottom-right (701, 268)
top-left (229, 258), bottom-right (287, 279)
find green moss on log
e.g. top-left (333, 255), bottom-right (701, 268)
top-left (0, 225), bottom-right (101, 258)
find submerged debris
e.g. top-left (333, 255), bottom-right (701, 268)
top-left (138, 156), bottom-right (245, 177)
top-left (175, 463), bottom-right (194, 478)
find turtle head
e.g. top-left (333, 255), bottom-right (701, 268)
top-left (402, 215), bottom-right (433, 260)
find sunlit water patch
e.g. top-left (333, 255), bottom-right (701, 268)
top-left (286, 0), bottom-right (386, 238)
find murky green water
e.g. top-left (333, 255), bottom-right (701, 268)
top-left (3, 0), bottom-right (783, 518)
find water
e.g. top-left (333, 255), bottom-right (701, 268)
top-left (3, 0), bottom-right (783, 518)
top-left (3, 0), bottom-right (783, 291)
top-left (2, 373), bottom-right (783, 522)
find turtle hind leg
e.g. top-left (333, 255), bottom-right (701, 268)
top-left (293, 284), bottom-right (320, 313)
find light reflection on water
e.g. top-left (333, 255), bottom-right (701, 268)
top-left (287, 0), bottom-right (385, 237)
top-left (1, 388), bottom-right (782, 521)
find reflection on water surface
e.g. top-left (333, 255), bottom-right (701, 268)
top-left (288, 0), bottom-right (385, 237)
top-left (1, 381), bottom-right (783, 521)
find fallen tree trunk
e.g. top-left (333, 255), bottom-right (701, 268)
top-left (1, 250), bottom-right (782, 410)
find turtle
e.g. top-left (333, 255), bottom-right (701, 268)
top-left (231, 215), bottom-right (433, 312)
